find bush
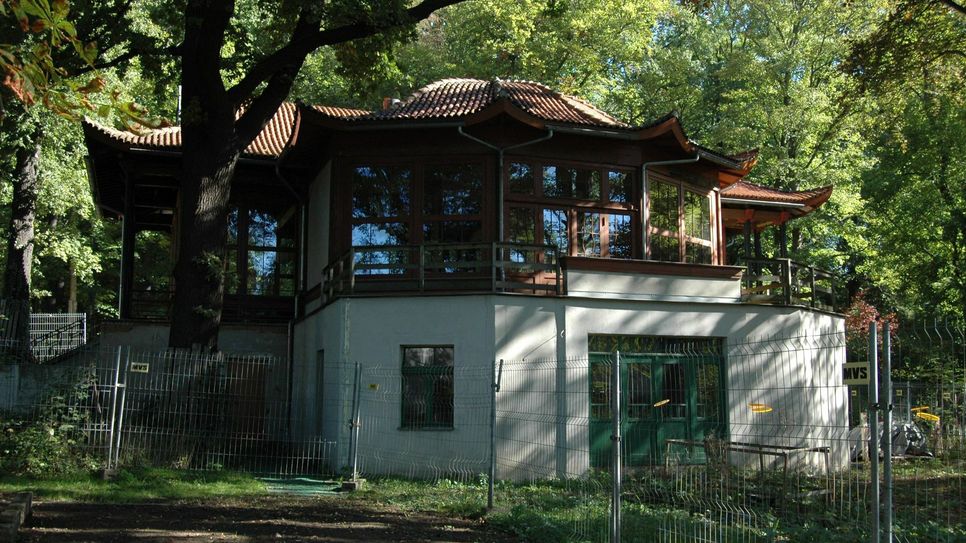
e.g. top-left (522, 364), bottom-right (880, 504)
top-left (0, 417), bottom-right (98, 477)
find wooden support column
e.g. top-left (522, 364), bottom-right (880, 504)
top-left (119, 171), bottom-right (136, 319)
top-left (778, 211), bottom-right (790, 258)
top-left (754, 229), bottom-right (762, 259)
top-left (742, 209), bottom-right (754, 261)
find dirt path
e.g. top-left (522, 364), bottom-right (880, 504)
top-left (20, 496), bottom-right (512, 542)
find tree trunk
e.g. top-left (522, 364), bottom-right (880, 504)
top-left (167, 121), bottom-right (239, 351)
top-left (2, 125), bottom-right (42, 354)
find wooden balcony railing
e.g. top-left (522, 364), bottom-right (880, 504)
top-left (321, 242), bottom-right (562, 304)
top-left (740, 258), bottom-right (841, 312)
top-left (129, 289), bottom-right (294, 323)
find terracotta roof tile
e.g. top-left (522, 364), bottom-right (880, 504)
top-left (84, 102), bottom-right (301, 158)
top-left (721, 180), bottom-right (833, 207)
top-left (364, 78), bottom-right (629, 128)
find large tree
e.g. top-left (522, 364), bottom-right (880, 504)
top-left (1, 0), bottom-right (166, 353)
top-left (169, 0), bottom-right (463, 350)
top-left (843, 0), bottom-right (966, 316)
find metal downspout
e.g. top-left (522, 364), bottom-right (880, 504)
top-left (640, 155), bottom-right (700, 259)
top-left (457, 126), bottom-right (554, 241)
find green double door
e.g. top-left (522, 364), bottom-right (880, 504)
top-left (589, 351), bottom-right (724, 467)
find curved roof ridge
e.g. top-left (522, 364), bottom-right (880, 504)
top-left (721, 180), bottom-right (833, 208)
top-left (83, 101), bottom-right (300, 158)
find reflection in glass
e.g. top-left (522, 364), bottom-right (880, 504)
top-left (424, 164), bottom-right (483, 216)
top-left (401, 346), bottom-right (454, 429)
top-left (509, 162), bottom-right (534, 194)
top-left (608, 171), bottom-right (629, 203)
top-left (543, 166), bottom-right (600, 200)
top-left (577, 212), bottom-right (601, 256)
top-left (352, 166), bottom-right (412, 219)
top-left (608, 214), bottom-right (632, 259)
top-left (543, 208), bottom-right (569, 254)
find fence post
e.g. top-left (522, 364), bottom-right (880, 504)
top-left (112, 347), bottom-right (131, 469)
top-left (105, 346), bottom-right (123, 473)
top-left (488, 359), bottom-right (503, 510)
top-left (348, 361), bottom-right (362, 481)
top-left (868, 322), bottom-right (880, 543)
top-left (882, 321), bottom-right (893, 542)
top-left (611, 351), bottom-right (622, 543)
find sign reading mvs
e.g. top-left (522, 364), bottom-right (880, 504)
top-left (843, 362), bottom-right (870, 385)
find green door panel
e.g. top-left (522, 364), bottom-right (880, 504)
top-left (589, 348), bottom-right (725, 467)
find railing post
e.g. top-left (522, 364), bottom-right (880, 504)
top-left (809, 266), bottom-right (816, 308)
top-left (491, 242), bottom-right (498, 292)
top-left (783, 259), bottom-right (793, 306)
top-left (348, 249), bottom-right (356, 294)
top-left (418, 244), bottom-right (426, 292)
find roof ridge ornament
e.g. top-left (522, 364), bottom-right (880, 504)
top-left (491, 77), bottom-right (509, 99)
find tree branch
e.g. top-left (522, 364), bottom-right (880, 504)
top-left (936, 0), bottom-right (966, 16)
top-left (226, 0), bottom-right (465, 106)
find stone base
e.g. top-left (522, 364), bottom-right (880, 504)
top-left (340, 479), bottom-right (365, 491)
top-left (0, 492), bottom-right (32, 543)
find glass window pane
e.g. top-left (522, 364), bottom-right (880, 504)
top-left (651, 234), bottom-right (679, 262)
top-left (508, 207), bottom-right (536, 244)
top-left (627, 363), bottom-right (653, 419)
top-left (401, 346), bottom-right (454, 430)
top-left (423, 221), bottom-right (483, 244)
top-left (225, 249), bottom-right (239, 295)
top-left (247, 250), bottom-right (279, 295)
top-left (543, 165), bottom-right (600, 200)
top-left (649, 180), bottom-right (679, 233)
top-left (577, 212), bottom-right (601, 256)
top-left (661, 362), bottom-right (686, 419)
top-left (352, 166), bottom-right (411, 219)
top-left (403, 346), bottom-right (454, 367)
top-left (543, 208), bottom-right (569, 254)
top-left (352, 223), bottom-right (408, 246)
top-left (697, 362), bottom-right (720, 420)
top-left (227, 207), bottom-right (239, 245)
top-left (608, 171), bottom-right (630, 203)
top-left (684, 190), bottom-right (711, 242)
top-left (590, 363), bottom-right (611, 420)
top-left (248, 208), bottom-right (277, 248)
top-left (509, 162), bottom-right (534, 195)
top-left (424, 164), bottom-right (483, 216)
top-left (608, 214), bottom-right (633, 259)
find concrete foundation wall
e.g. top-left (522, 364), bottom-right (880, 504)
top-left (99, 321), bottom-right (289, 359)
top-left (296, 294), bottom-right (847, 480)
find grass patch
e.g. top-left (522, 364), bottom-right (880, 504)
top-left (348, 476), bottom-right (761, 542)
top-left (0, 467), bottom-right (268, 502)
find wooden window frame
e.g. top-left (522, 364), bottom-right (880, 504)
top-left (504, 158), bottom-right (638, 259)
top-left (226, 202), bottom-right (298, 297)
top-left (400, 345), bottom-right (455, 430)
top-left (646, 173), bottom-right (718, 265)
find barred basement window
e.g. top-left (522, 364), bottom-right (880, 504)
top-left (401, 346), bottom-right (454, 429)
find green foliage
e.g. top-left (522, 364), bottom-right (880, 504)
top-left (0, 374), bottom-right (98, 477)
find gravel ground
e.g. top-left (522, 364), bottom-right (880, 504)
top-left (20, 496), bottom-right (512, 542)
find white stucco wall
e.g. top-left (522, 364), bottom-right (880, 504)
top-left (295, 294), bottom-right (848, 480)
top-left (565, 269), bottom-right (741, 303)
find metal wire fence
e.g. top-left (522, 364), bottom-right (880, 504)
top-left (2, 318), bottom-right (964, 542)
top-left (0, 344), bottom-right (336, 477)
